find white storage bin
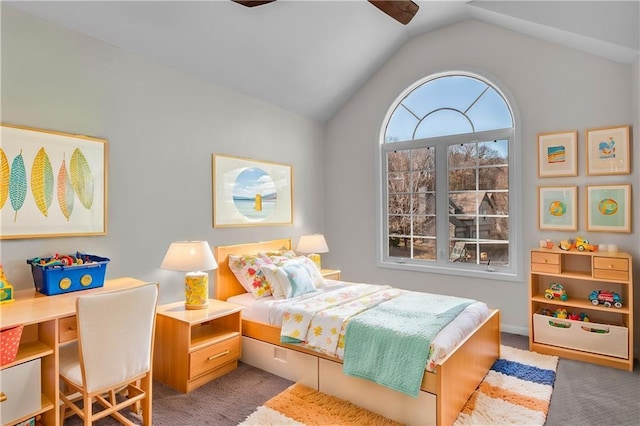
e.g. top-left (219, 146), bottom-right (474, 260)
top-left (533, 313), bottom-right (628, 359)
top-left (0, 359), bottom-right (42, 425)
top-left (241, 336), bottom-right (318, 388)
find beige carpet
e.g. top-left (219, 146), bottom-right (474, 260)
top-left (240, 382), bottom-right (402, 426)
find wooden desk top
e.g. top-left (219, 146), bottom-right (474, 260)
top-left (0, 277), bottom-right (151, 328)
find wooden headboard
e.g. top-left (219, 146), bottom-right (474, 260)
top-left (214, 239), bottom-right (291, 301)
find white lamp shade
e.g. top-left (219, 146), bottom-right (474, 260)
top-left (160, 241), bottom-right (218, 272)
top-left (296, 234), bottom-right (329, 254)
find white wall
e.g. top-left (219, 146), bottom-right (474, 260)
top-left (1, 7), bottom-right (325, 304)
top-left (325, 20), bottom-right (638, 336)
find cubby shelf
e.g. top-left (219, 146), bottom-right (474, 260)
top-left (529, 248), bottom-right (634, 371)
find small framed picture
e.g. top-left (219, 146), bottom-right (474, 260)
top-left (537, 131), bottom-right (578, 177)
top-left (586, 125), bottom-right (630, 175)
top-left (586, 184), bottom-right (631, 233)
top-left (538, 186), bottom-right (577, 231)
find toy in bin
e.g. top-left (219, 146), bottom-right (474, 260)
top-left (27, 252), bottom-right (110, 296)
top-left (0, 263), bottom-right (15, 304)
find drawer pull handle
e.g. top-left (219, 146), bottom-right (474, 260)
top-left (208, 350), bottom-right (230, 361)
top-left (0, 392), bottom-right (7, 403)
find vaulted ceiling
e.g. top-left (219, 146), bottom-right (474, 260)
top-left (5, 1), bottom-right (639, 122)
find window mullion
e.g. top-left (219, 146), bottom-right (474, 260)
top-left (436, 143), bottom-right (449, 263)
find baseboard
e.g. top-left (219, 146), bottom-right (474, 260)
top-left (501, 324), bottom-right (528, 336)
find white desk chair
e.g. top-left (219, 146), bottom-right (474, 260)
top-left (59, 283), bottom-right (158, 425)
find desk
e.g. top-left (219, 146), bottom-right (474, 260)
top-left (0, 277), bottom-right (151, 426)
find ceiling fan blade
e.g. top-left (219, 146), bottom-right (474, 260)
top-left (368, 1), bottom-right (419, 25)
top-left (232, 0), bottom-right (277, 7)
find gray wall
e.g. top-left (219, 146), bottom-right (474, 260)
top-left (1, 7), bottom-right (325, 304)
top-left (325, 20), bottom-right (639, 339)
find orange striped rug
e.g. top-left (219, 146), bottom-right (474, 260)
top-left (240, 382), bottom-right (401, 426)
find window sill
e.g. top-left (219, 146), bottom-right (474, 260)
top-left (378, 259), bottom-right (521, 282)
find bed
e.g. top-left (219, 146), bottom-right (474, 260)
top-left (214, 239), bottom-right (501, 426)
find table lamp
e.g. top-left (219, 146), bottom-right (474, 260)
top-left (161, 241), bottom-right (218, 310)
top-left (296, 234), bottom-right (329, 268)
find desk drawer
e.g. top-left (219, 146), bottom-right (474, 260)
top-left (189, 337), bottom-right (240, 379)
top-left (0, 359), bottom-right (41, 425)
top-left (59, 315), bottom-right (78, 343)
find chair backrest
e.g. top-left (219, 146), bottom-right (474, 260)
top-left (75, 283), bottom-right (158, 393)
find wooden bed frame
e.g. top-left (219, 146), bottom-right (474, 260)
top-left (214, 239), bottom-right (500, 426)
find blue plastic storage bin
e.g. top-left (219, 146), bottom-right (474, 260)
top-left (27, 254), bottom-right (110, 296)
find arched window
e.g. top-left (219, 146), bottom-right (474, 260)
top-left (379, 72), bottom-right (519, 279)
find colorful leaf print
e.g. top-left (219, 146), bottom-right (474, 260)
top-left (9, 150), bottom-right (27, 222)
top-left (0, 149), bottom-right (9, 209)
top-left (70, 148), bottom-right (94, 209)
top-left (31, 147), bottom-right (54, 217)
top-left (57, 156), bottom-right (74, 220)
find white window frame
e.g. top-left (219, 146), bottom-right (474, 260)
top-left (376, 70), bottom-right (523, 282)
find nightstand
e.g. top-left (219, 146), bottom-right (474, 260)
top-left (320, 268), bottom-right (341, 280)
top-left (153, 299), bottom-right (242, 393)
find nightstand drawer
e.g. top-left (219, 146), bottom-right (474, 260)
top-left (531, 252), bottom-right (560, 273)
top-left (189, 336), bottom-right (240, 379)
top-left (59, 315), bottom-right (78, 343)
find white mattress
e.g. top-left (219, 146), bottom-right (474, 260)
top-left (228, 280), bottom-right (490, 371)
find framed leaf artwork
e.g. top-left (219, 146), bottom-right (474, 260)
top-left (0, 124), bottom-right (107, 239)
top-left (537, 131), bottom-right (578, 177)
top-left (538, 186), bottom-right (577, 231)
top-left (586, 184), bottom-right (631, 233)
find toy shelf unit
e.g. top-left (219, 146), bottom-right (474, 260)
top-left (529, 248), bottom-right (634, 371)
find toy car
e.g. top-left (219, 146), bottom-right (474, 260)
top-left (589, 290), bottom-right (622, 308)
top-left (545, 282), bottom-right (568, 301)
top-left (575, 237), bottom-right (596, 252)
top-left (559, 240), bottom-right (573, 251)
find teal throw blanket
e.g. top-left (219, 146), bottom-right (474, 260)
top-left (343, 292), bottom-right (474, 397)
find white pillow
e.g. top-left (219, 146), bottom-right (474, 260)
top-left (274, 262), bottom-right (317, 298)
top-left (296, 256), bottom-right (326, 288)
top-left (260, 265), bottom-right (286, 300)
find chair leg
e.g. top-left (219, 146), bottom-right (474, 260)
top-left (83, 394), bottom-right (92, 426)
top-left (141, 375), bottom-right (152, 426)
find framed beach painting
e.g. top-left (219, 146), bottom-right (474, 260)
top-left (212, 154), bottom-right (293, 227)
top-left (538, 186), bottom-right (577, 231)
top-left (537, 131), bottom-right (578, 177)
top-left (586, 125), bottom-right (630, 175)
top-left (586, 184), bottom-right (631, 233)
top-left (0, 124), bottom-right (107, 239)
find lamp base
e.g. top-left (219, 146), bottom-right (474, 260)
top-left (308, 253), bottom-right (322, 269)
top-left (184, 271), bottom-right (209, 310)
